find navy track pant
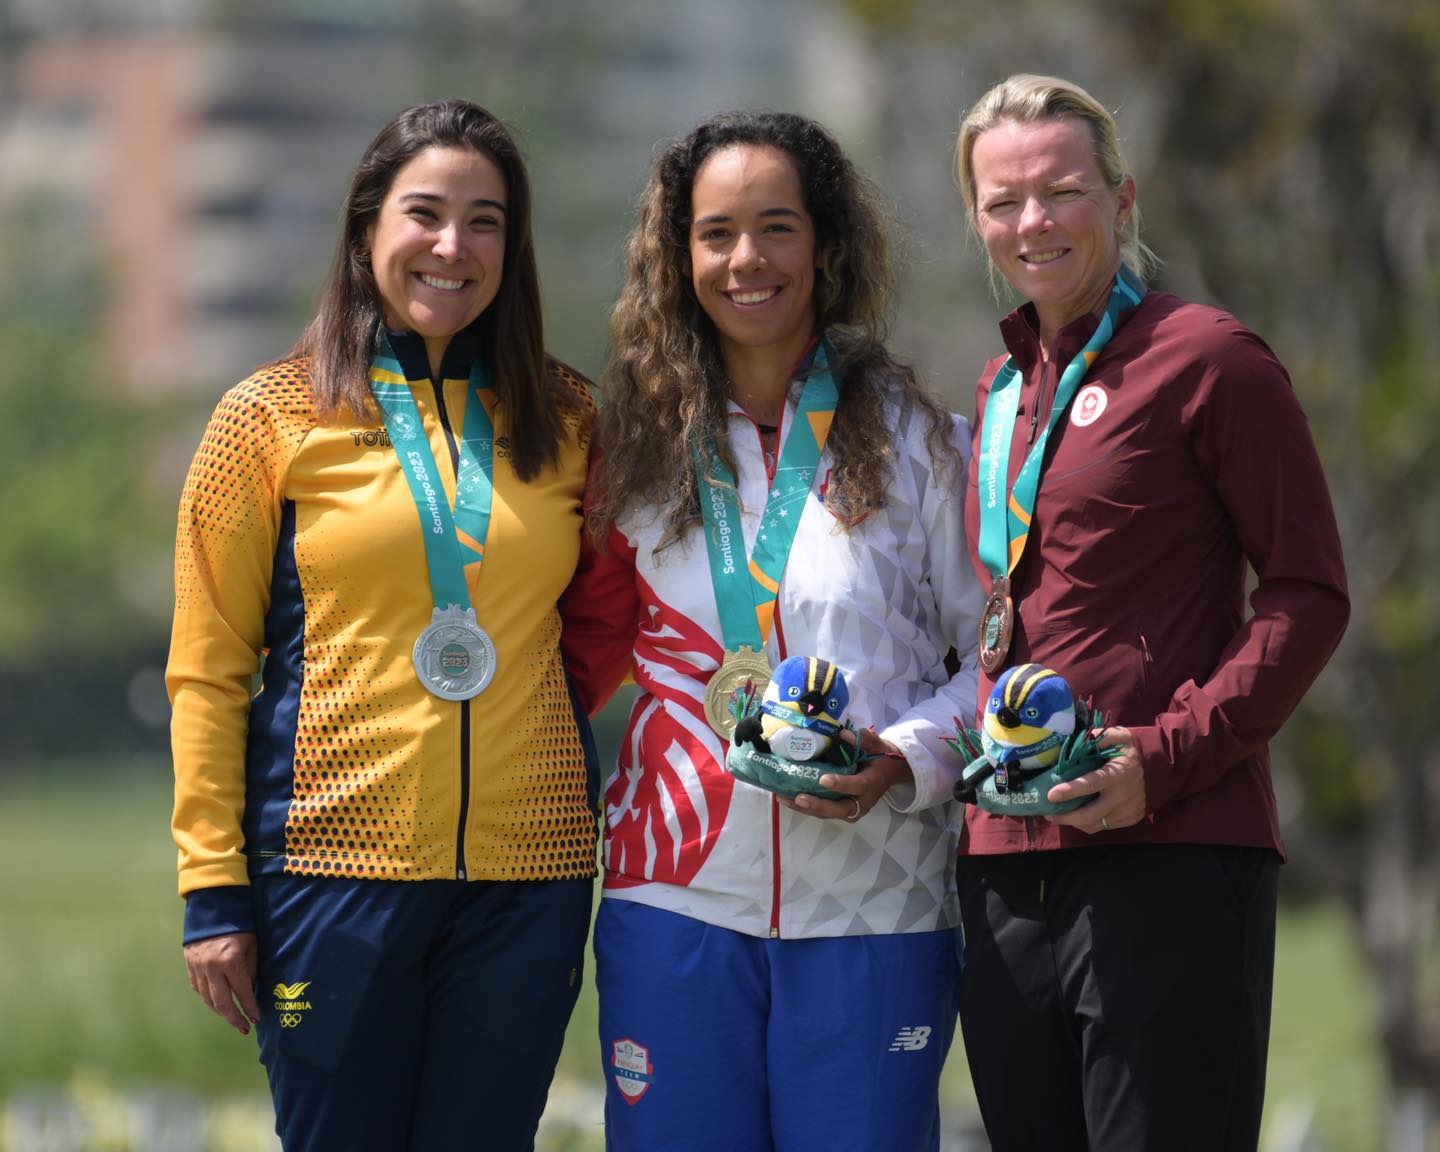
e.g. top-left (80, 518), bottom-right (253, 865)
top-left (252, 873), bottom-right (593, 1152)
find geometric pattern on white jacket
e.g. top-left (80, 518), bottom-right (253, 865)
top-left (602, 388), bottom-right (985, 938)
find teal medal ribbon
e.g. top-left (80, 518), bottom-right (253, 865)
top-left (975, 267), bottom-right (1146, 672)
top-left (369, 334), bottom-right (499, 700)
top-left (697, 339), bottom-right (841, 737)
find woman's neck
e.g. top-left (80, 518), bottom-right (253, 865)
top-left (424, 335), bottom-right (450, 382)
top-left (728, 376), bottom-right (791, 426)
top-left (1036, 264), bottom-right (1121, 363)
top-left (721, 336), bottom-right (810, 426)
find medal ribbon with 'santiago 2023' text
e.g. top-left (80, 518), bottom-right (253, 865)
top-left (976, 268), bottom-right (1146, 665)
top-left (369, 333), bottom-right (499, 699)
top-left (697, 339), bottom-right (840, 655)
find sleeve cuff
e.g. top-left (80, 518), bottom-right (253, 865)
top-left (1130, 725), bottom-right (1173, 813)
top-left (878, 725), bottom-right (960, 813)
top-left (182, 885), bottom-right (256, 945)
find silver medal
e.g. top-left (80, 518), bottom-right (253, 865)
top-left (413, 605), bottom-right (497, 700)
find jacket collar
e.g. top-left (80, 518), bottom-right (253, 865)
top-left (382, 320), bottom-right (486, 384)
top-left (998, 302), bottom-right (1103, 374)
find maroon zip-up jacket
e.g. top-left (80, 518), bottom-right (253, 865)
top-left (962, 289), bottom-right (1349, 856)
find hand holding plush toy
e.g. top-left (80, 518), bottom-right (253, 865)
top-left (949, 664), bottom-right (1119, 816)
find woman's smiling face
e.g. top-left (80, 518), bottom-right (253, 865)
top-left (688, 143), bottom-right (817, 365)
top-left (971, 116), bottom-right (1133, 337)
top-left (367, 145), bottom-right (508, 368)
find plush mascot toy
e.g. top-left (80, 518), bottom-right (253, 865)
top-left (980, 664), bottom-right (1077, 786)
top-left (728, 656), bottom-right (860, 799)
top-left (949, 664), bottom-right (1118, 816)
top-left (735, 655), bottom-right (850, 761)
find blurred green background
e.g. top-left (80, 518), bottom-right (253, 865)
top-left (0, 760), bottom-right (1392, 1151)
top-left (1, 1), bottom-right (1437, 1149)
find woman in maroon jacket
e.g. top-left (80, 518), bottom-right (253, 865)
top-left (951, 74), bottom-right (1349, 1152)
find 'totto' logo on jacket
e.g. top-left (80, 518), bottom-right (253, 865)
top-left (350, 428), bottom-right (393, 447)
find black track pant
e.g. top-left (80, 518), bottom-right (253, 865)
top-left (956, 843), bottom-right (1279, 1152)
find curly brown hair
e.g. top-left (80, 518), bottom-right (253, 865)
top-left (591, 110), bottom-right (955, 545)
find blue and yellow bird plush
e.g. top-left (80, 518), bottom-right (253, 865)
top-left (728, 655), bottom-right (859, 799)
top-left (734, 655), bottom-right (850, 762)
top-left (981, 664), bottom-right (1078, 788)
top-left (949, 663), bottom-right (1118, 816)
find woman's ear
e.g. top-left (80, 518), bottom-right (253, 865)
top-left (1115, 175), bottom-right (1137, 229)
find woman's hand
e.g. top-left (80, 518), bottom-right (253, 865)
top-left (1044, 726), bottom-right (1147, 834)
top-left (784, 728), bottom-right (912, 824)
top-left (184, 931), bottom-right (261, 1036)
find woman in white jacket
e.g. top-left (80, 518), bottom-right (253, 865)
top-left (584, 110), bottom-right (984, 1152)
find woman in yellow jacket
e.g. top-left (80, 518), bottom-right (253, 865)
top-left (168, 99), bottom-right (626, 1152)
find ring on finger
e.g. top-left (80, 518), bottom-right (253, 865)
top-left (845, 797), bottom-right (862, 823)
top-left (1101, 816), bottom-right (1110, 831)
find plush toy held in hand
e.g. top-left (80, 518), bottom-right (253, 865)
top-left (981, 664), bottom-right (1077, 784)
top-left (949, 663), bottom-right (1118, 816)
top-left (734, 655), bottom-right (850, 761)
top-left (728, 656), bottom-right (861, 799)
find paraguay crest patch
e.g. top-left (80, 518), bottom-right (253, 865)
top-left (611, 1037), bottom-right (653, 1105)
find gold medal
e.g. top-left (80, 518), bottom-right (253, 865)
top-left (703, 646), bottom-right (773, 738)
top-left (978, 577), bottom-right (1014, 675)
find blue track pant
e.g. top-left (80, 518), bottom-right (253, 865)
top-left (595, 898), bottom-right (961, 1152)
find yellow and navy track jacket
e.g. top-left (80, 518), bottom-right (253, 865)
top-left (168, 330), bottom-right (608, 943)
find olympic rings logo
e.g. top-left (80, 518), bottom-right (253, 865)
top-left (279, 1013), bottom-right (304, 1028)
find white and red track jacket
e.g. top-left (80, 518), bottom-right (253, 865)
top-left (574, 387), bottom-right (985, 940)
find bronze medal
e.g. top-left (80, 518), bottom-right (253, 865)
top-left (978, 577), bottom-right (1014, 674)
top-left (703, 646), bottom-right (773, 739)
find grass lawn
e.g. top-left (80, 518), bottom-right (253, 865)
top-left (0, 764), bottom-right (1388, 1151)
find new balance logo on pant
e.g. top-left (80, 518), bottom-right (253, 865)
top-left (888, 1025), bottom-right (932, 1052)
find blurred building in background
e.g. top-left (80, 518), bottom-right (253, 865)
top-left (0, 0), bottom-right (929, 403)
top-left (2, 10), bottom-right (455, 397)
top-left (0, 0), bottom-right (957, 756)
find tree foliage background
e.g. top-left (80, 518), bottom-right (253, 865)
top-left (1111, 0), bottom-right (1440, 1128)
top-left (839, 1), bottom-right (1440, 1135)
top-left (0, 198), bottom-right (176, 756)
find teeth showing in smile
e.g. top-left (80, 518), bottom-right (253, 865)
top-left (419, 273), bottom-right (466, 290)
top-left (729, 288), bottom-right (778, 305)
top-left (1021, 250), bottom-right (1065, 265)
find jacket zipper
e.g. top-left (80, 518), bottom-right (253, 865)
top-left (432, 378), bottom-right (472, 880)
top-left (769, 594), bottom-right (791, 937)
top-left (751, 415), bottom-right (786, 938)
top-left (1028, 357), bottom-right (1054, 446)
top-left (1022, 354), bottom-right (1051, 850)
